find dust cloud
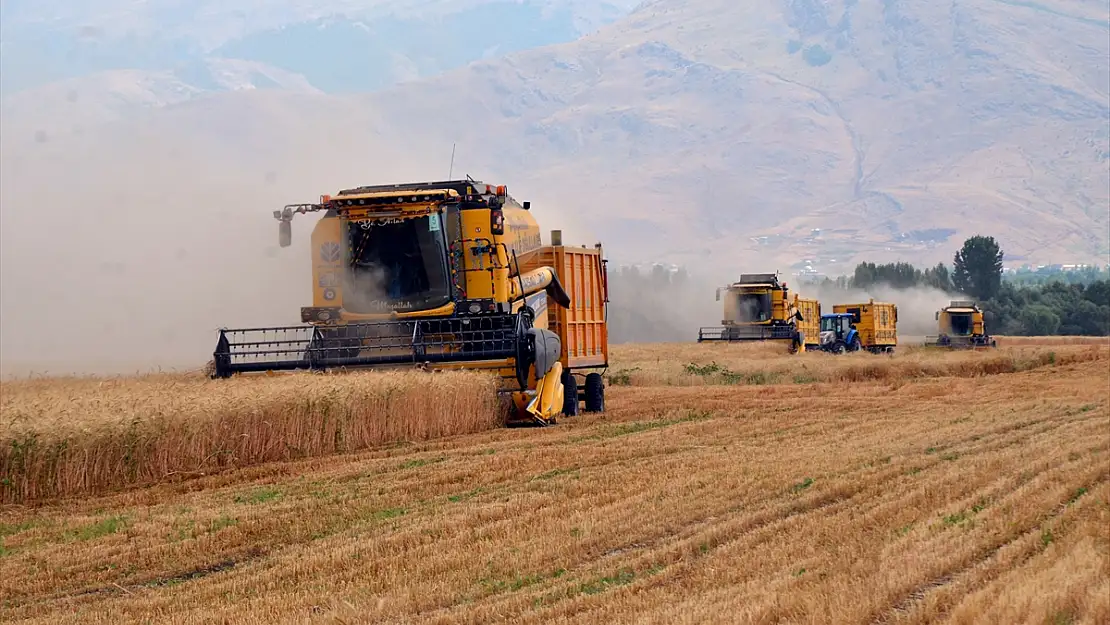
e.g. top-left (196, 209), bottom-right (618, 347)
top-left (605, 269), bottom-right (723, 343)
top-left (0, 94), bottom-right (436, 377)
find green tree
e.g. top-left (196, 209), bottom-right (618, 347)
top-left (1019, 304), bottom-right (1061, 336)
top-left (923, 263), bottom-right (952, 291)
top-left (953, 236), bottom-right (1004, 300)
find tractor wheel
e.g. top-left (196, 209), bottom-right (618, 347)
top-left (850, 336), bottom-right (862, 352)
top-left (832, 341), bottom-right (847, 354)
top-left (561, 370), bottom-right (579, 417)
top-left (584, 373), bottom-right (605, 413)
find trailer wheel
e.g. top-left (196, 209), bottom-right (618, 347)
top-left (561, 370), bottom-right (579, 417)
top-left (584, 373), bottom-right (605, 413)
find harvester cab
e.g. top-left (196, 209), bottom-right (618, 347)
top-left (818, 313), bottom-right (859, 353)
top-left (925, 300), bottom-right (997, 349)
top-left (213, 179), bottom-right (610, 427)
top-left (697, 272), bottom-right (819, 353)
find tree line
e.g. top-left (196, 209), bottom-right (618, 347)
top-left (815, 236), bottom-right (1110, 336)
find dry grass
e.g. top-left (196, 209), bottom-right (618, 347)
top-left (606, 341), bottom-right (1109, 387)
top-left (994, 336), bottom-right (1110, 347)
top-left (0, 371), bottom-right (501, 504)
top-left (1, 344), bottom-right (1107, 624)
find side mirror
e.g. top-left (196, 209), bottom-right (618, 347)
top-left (935, 311), bottom-right (939, 321)
top-left (715, 288), bottom-right (721, 302)
top-left (279, 220), bottom-right (292, 248)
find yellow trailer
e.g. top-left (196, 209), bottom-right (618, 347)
top-left (793, 295), bottom-right (822, 350)
top-left (820, 299), bottom-right (898, 354)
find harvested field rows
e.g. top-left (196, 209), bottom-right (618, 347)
top-left (1, 345), bottom-right (1107, 624)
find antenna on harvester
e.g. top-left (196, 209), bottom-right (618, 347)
top-left (448, 143), bottom-right (456, 179)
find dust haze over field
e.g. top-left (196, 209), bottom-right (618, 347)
top-left (0, 110), bottom-right (407, 376)
top-left (0, 95), bottom-right (594, 376)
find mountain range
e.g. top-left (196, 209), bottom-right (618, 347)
top-left (1, 0), bottom-right (1108, 372)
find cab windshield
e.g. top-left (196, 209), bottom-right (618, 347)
top-left (821, 316), bottom-right (849, 332)
top-left (343, 213), bottom-right (451, 313)
top-left (949, 313), bottom-right (972, 335)
top-left (735, 292), bottom-right (772, 322)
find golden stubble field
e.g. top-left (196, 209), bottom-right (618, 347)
top-left (1, 339), bottom-right (1108, 624)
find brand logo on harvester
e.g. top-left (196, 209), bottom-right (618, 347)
top-left (320, 242), bottom-right (342, 263)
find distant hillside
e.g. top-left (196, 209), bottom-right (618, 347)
top-left (1, 0), bottom-right (1108, 372)
top-left (0, 0), bottom-right (636, 94)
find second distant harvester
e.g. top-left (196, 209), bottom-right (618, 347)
top-left (697, 273), bottom-right (820, 353)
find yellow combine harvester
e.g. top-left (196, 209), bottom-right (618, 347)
top-left (697, 273), bottom-right (820, 353)
top-left (212, 178), bottom-right (610, 426)
top-left (924, 300), bottom-right (997, 349)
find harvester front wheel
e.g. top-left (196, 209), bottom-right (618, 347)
top-left (561, 370), bottom-right (579, 417)
top-left (584, 373), bottom-right (605, 413)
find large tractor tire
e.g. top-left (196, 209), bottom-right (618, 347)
top-left (561, 369), bottom-right (579, 417)
top-left (849, 336), bottom-right (862, 352)
top-left (831, 341), bottom-right (847, 354)
top-left (584, 373), bottom-right (605, 413)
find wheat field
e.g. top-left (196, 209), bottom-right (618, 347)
top-left (0, 342), bottom-right (1108, 624)
top-left (0, 371), bottom-right (501, 503)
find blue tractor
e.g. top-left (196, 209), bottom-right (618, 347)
top-left (818, 313), bottom-right (862, 353)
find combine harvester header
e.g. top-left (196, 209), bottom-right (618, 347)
top-left (212, 178), bottom-right (610, 426)
top-left (697, 272), bottom-right (820, 353)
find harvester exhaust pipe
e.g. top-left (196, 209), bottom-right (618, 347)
top-left (551, 230), bottom-right (563, 246)
top-left (275, 207), bottom-right (294, 248)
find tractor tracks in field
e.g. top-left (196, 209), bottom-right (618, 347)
top-left (428, 406), bottom-right (1110, 621)
top-left (870, 471), bottom-right (1110, 625)
top-left (6, 547), bottom-right (264, 614)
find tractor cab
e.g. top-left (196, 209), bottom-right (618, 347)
top-left (819, 313), bottom-right (859, 353)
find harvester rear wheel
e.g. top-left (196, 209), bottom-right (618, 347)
top-left (584, 373), bottom-right (605, 413)
top-left (561, 370), bottom-right (579, 417)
